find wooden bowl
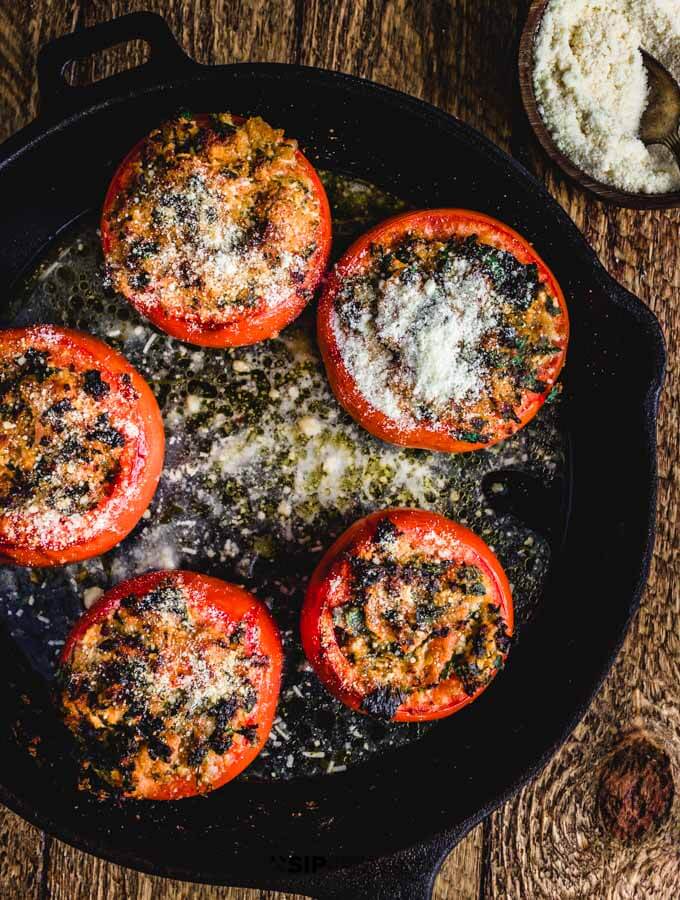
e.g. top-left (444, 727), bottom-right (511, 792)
top-left (518, 0), bottom-right (680, 209)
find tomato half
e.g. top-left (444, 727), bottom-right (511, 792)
top-left (0, 326), bottom-right (164, 566)
top-left (101, 112), bottom-right (332, 347)
top-left (317, 208), bottom-right (569, 452)
top-left (301, 508), bottom-right (513, 722)
top-left (60, 570), bottom-right (283, 800)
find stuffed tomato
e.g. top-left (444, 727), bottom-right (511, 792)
top-left (102, 112), bottom-right (331, 347)
top-left (59, 570), bottom-right (282, 799)
top-left (301, 508), bottom-right (513, 722)
top-left (317, 208), bottom-right (568, 451)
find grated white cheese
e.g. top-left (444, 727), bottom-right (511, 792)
top-left (297, 415), bottom-right (323, 437)
top-left (533, 0), bottom-right (680, 194)
top-left (332, 257), bottom-right (499, 426)
top-left (82, 586), bottom-right (104, 609)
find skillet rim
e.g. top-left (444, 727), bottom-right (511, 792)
top-left (0, 56), bottom-right (666, 894)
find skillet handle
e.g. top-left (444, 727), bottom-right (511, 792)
top-left (37, 12), bottom-right (195, 119)
top-left (314, 869), bottom-right (434, 900)
top-left (309, 842), bottom-right (446, 900)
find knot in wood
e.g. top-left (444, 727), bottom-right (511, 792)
top-left (597, 734), bottom-right (674, 843)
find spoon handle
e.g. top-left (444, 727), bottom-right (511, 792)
top-left (663, 131), bottom-right (680, 175)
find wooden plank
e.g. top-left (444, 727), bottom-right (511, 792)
top-left (296, 7), bottom-right (530, 897)
top-left (44, 823), bottom-right (482, 900)
top-left (47, 836), bottom-right (309, 900)
top-left (77, 0), bottom-right (298, 75)
top-left (47, 2), bottom-right (299, 899)
top-left (482, 4), bottom-right (680, 894)
top-left (0, 1), bottom-right (80, 137)
top-left (298, 0), bottom-right (522, 152)
top-left (0, 808), bottom-right (45, 900)
top-left (434, 828), bottom-right (483, 900)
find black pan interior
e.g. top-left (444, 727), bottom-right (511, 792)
top-left (0, 60), bottom-right (664, 893)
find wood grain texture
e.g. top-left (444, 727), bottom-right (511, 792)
top-left (299, 0), bottom-right (522, 151)
top-left (0, 1), bottom-right (678, 899)
top-left (47, 835), bottom-right (308, 900)
top-left (484, 26), bottom-right (680, 887)
top-left (0, 1), bottom-right (80, 136)
top-left (0, 2), bottom-right (82, 895)
top-left (0, 808), bottom-right (44, 900)
top-left (44, 829), bottom-right (482, 900)
top-left (80, 0), bottom-right (298, 69)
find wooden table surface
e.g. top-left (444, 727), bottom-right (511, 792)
top-left (0, 1), bottom-right (677, 897)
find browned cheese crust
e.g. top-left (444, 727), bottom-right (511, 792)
top-left (60, 579), bottom-right (269, 798)
top-left (103, 113), bottom-right (323, 331)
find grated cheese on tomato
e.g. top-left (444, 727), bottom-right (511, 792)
top-left (318, 518), bottom-right (511, 719)
top-left (330, 232), bottom-right (566, 443)
top-left (0, 327), bottom-right (147, 553)
top-left (336, 256), bottom-right (500, 420)
top-left (103, 114), bottom-right (323, 334)
top-left (60, 575), bottom-right (269, 798)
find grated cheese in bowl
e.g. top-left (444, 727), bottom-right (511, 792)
top-left (533, 0), bottom-right (680, 194)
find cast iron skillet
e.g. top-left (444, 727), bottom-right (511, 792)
top-left (0, 13), bottom-right (665, 900)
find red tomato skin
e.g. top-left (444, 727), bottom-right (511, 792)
top-left (61, 570), bottom-right (283, 800)
top-left (317, 209), bottom-right (569, 453)
top-left (101, 115), bottom-right (332, 347)
top-left (301, 509), bottom-right (513, 723)
top-left (0, 326), bottom-right (164, 567)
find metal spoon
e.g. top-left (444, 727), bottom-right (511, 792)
top-left (639, 49), bottom-right (680, 174)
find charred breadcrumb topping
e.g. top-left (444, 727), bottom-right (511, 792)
top-left (104, 113), bottom-right (322, 329)
top-left (0, 346), bottom-right (127, 524)
top-left (59, 579), bottom-right (267, 798)
top-left (331, 233), bottom-right (567, 442)
top-left (331, 520), bottom-right (510, 719)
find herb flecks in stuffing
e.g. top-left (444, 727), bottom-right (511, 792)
top-left (0, 348), bottom-right (125, 520)
top-left (103, 113), bottom-right (323, 332)
top-left (331, 231), bottom-right (566, 440)
top-left (59, 578), bottom-right (268, 798)
top-left (331, 521), bottom-right (511, 715)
